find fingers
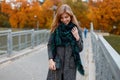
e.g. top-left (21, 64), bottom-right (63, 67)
top-left (50, 63), bottom-right (56, 70)
top-left (53, 63), bottom-right (56, 70)
top-left (71, 27), bottom-right (78, 36)
top-left (71, 27), bottom-right (80, 41)
top-left (49, 60), bottom-right (56, 70)
top-left (71, 27), bottom-right (77, 33)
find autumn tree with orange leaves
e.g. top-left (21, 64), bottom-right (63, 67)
top-left (1, 1), bottom-right (43, 29)
top-left (0, 0), bottom-right (90, 30)
top-left (0, 0), bottom-right (61, 29)
top-left (89, 0), bottom-right (120, 34)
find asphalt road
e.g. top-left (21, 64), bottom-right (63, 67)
top-left (0, 45), bottom-right (48, 80)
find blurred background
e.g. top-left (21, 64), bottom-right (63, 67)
top-left (0, 0), bottom-right (120, 35)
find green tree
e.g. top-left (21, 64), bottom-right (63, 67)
top-left (0, 14), bottom-right (11, 28)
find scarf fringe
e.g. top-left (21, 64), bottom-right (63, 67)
top-left (77, 63), bottom-right (85, 75)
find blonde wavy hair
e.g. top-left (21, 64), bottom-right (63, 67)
top-left (50, 4), bottom-right (80, 33)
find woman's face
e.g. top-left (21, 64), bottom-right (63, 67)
top-left (60, 12), bottom-right (71, 25)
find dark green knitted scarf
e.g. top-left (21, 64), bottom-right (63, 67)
top-left (51, 22), bottom-right (84, 75)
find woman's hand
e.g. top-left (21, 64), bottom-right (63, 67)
top-left (71, 27), bottom-right (80, 41)
top-left (49, 59), bottom-right (56, 70)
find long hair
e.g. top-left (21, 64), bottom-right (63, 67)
top-left (50, 4), bottom-right (80, 33)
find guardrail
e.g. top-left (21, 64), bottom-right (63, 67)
top-left (0, 29), bottom-right (50, 56)
top-left (91, 31), bottom-right (120, 80)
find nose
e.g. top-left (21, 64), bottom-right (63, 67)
top-left (63, 18), bottom-right (66, 22)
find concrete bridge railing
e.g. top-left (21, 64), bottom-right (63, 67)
top-left (0, 29), bottom-right (50, 56)
top-left (91, 31), bottom-right (120, 80)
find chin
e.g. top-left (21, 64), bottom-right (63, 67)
top-left (65, 23), bottom-right (69, 25)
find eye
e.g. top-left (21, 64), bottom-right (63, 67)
top-left (65, 16), bottom-right (69, 18)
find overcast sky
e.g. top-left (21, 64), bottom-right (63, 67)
top-left (40, 0), bottom-right (43, 2)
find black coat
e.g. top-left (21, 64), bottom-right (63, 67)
top-left (47, 29), bottom-right (83, 80)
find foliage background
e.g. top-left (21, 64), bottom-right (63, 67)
top-left (0, 0), bottom-right (120, 35)
top-left (0, 0), bottom-right (90, 30)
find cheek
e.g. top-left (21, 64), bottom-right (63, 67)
top-left (60, 19), bottom-right (63, 23)
top-left (67, 18), bottom-right (71, 22)
top-left (67, 17), bottom-right (71, 21)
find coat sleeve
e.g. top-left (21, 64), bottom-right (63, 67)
top-left (76, 29), bottom-right (83, 52)
top-left (47, 34), bottom-right (53, 59)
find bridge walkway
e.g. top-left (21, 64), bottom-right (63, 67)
top-left (0, 33), bottom-right (95, 80)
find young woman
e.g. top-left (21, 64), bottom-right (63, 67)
top-left (47, 4), bottom-right (84, 80)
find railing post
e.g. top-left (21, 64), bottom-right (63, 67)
top-left (7, 29), bottom-right (12, 56)
top-left (25, 33), bottom-right (27, 48)
top-left (37, 32), bottom-right (39, 45)
top-left (90, 22), bottom-right (94, 32)
top-left (31, 29), bottom-right (34, 49)
top-left (18, 33), bottom-right (21, 50)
